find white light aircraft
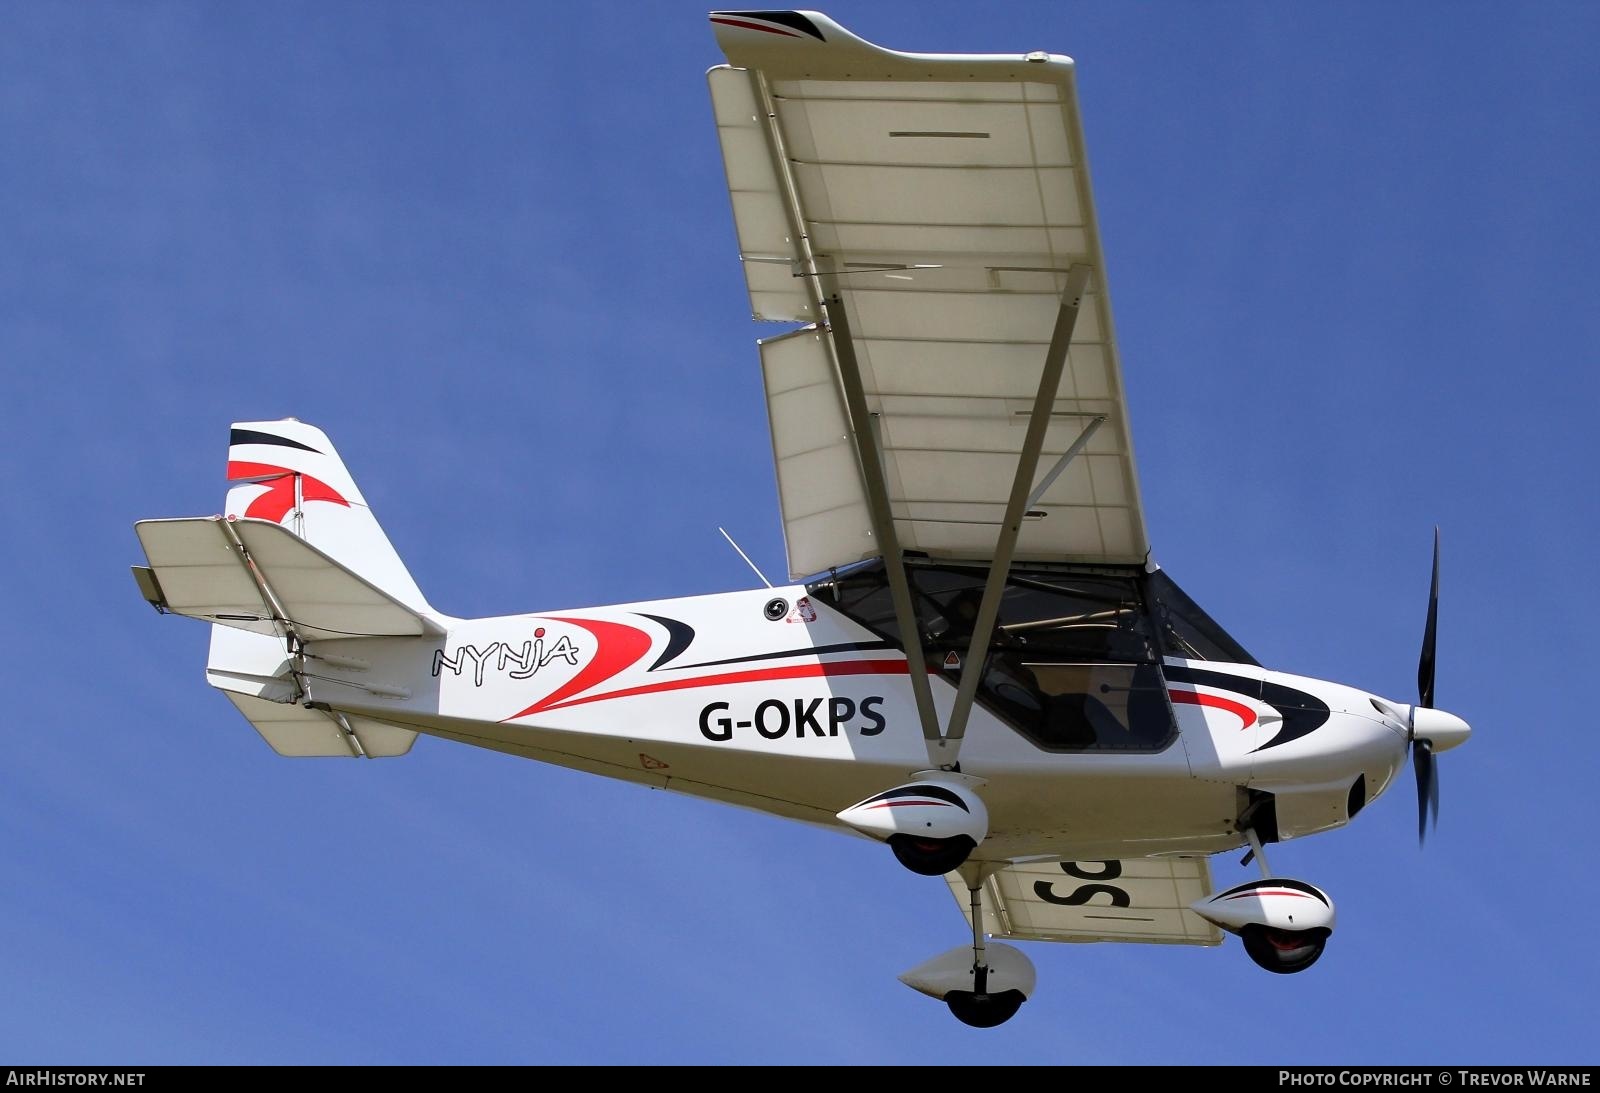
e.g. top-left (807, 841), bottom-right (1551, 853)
top-left (131, 11), bottom-right (1471, 1027)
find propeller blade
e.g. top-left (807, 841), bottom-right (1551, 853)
top-left (1417, 528), bottom-right (1439, 709)
top-left (1413, 739), bottom-right (1436, 844)
top-left (1429, 750), bottom-right (1441, 830)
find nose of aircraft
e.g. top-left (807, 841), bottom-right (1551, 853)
top-left (1410, 706), bottom-right (1470, 752)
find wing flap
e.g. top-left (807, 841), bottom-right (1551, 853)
top-left (949, 858), bottom-right (1223, 946)
top-left (760, 326), bottom-right (875, 575)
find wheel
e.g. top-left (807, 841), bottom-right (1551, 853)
top-left (945, 989), bottom-right (1026, 1028)
top-left (1241, 924), bottom-right (1328, 974)
top-left (888, 833), bottom-right (976, 877)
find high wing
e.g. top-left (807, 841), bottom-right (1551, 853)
top-left (947, 858), bottom-right (1223, 946)
top-left (710, 11), bottom-right (1147, 581)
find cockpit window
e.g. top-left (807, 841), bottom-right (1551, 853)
top-left (1145, 569), bottom-right (1258, 666)
top-left (812, 561), bottom-right (1177, 751)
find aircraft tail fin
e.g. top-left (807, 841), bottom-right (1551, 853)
top-left (223, 419), bottom-right (430, 612)
top-left (131, 420), bottom-right (438, 758)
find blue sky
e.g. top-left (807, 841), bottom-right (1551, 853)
top-left (2, 1), bottom-right (1596, 1064)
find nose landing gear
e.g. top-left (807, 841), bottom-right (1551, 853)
top-left (1241, 923), bottom-right (1328, 974)
top-left (1190, 827), bottom-right (1336, 975)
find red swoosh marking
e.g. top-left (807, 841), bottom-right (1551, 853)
top-left (503, 658), bottom-right (912, 721)
top-left (710, 16), bottom-right (804, 37)
top-left (226, 461), bottom-right (350, 522)
top-left (1169, 688), bottom-right (1257, 729)
top-left (505, 617), bottom-right (655, 718)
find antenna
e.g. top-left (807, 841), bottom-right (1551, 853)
top-left (718, 527), bottom-right (774, 588)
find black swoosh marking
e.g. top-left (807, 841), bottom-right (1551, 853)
top-left (859, 784), bottom-right (969, 812)
top-left (1211, 877), bottom-right (1330, 907)
top-left (638, 613), bottom-right (696, 672)
top-left (1254, 678), bottom-right (1332, 751)
top-left (711, 10), bottom-right (826, 40)
top-left (667, 639), bottom-right (895, 671)
top-left (229, 428), bottom-right (321, 454)
top-left (1163, 664), bottom-right (1331, 752)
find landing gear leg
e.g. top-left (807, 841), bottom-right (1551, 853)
top-left (1242, 825), bottom-right (1272, 878)
top-left (943, 870), bottom-right (1026, 1028)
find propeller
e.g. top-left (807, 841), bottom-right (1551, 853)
top-left (1410, 528), bottom-right (1441, 844)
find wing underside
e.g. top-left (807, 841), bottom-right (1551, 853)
top-left (711, 13), bottom-right (1148, 579)
top-left (947, 858), bottom-right (1222, 946)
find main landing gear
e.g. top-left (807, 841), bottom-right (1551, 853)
top-left (836, 772), bottom-right (989, 877)
top-left (1190, 827), bottom-right (1337, 974)
top-left (898, 865), bottom-right (1036, 1028)
top-left (842, 775), bottom-right (1033, 1026)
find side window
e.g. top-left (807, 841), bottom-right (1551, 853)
top-left (815, 563), bottom-right (1177, 752)
top-left (921, 570), bottom-right (1173, 753)
top-left (994, 661), bottom-right (1173, 751)
top-left (993, 575), bottom-right (1155, 663)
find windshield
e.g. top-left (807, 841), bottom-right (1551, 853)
top-left (1145, 569), bottom-right (1257, 665)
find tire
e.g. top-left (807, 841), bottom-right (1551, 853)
top-left (888, 833), bottom-right (976, 877)
top-left (945, 989), bottom-right (1026, 1028)
top-left (1241, 924), bottom-right (1328, 974)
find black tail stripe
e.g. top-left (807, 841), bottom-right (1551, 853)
top-left (229, 428), bottom-right (321, 454)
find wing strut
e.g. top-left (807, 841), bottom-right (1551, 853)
top-left (943, 265), bottom-right (1094, 751)
top-left (824, 289), bottom-right (946, 767)
top-left (739, 65), bottom-right (948, 764)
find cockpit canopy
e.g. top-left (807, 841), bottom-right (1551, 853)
top-left (810, 561), bottom-right (1255, 753)
top-left (811, 560), bottom-right (1255, 667)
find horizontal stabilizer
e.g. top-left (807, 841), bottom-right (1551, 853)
top-left (135, 516), bottom-right (441, 641)
top-left (220, 690), bottom-right (418, 758)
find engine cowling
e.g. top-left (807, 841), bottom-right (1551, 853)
top-left (836, 773), bottom-right (988, 876)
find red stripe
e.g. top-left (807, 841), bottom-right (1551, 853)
top-left (710, 16), bottom-right (803, 38)
top-left (503, 658), bottom-right (911, 720)
top-left (1169, 688), bottom-right (1257, 729)
top-left (226, 461), bottom-right (350, 522)
top-left (506, 617), bottom-right (654, 718)
top-left (1225, 889), bottom-right (1313, 900)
